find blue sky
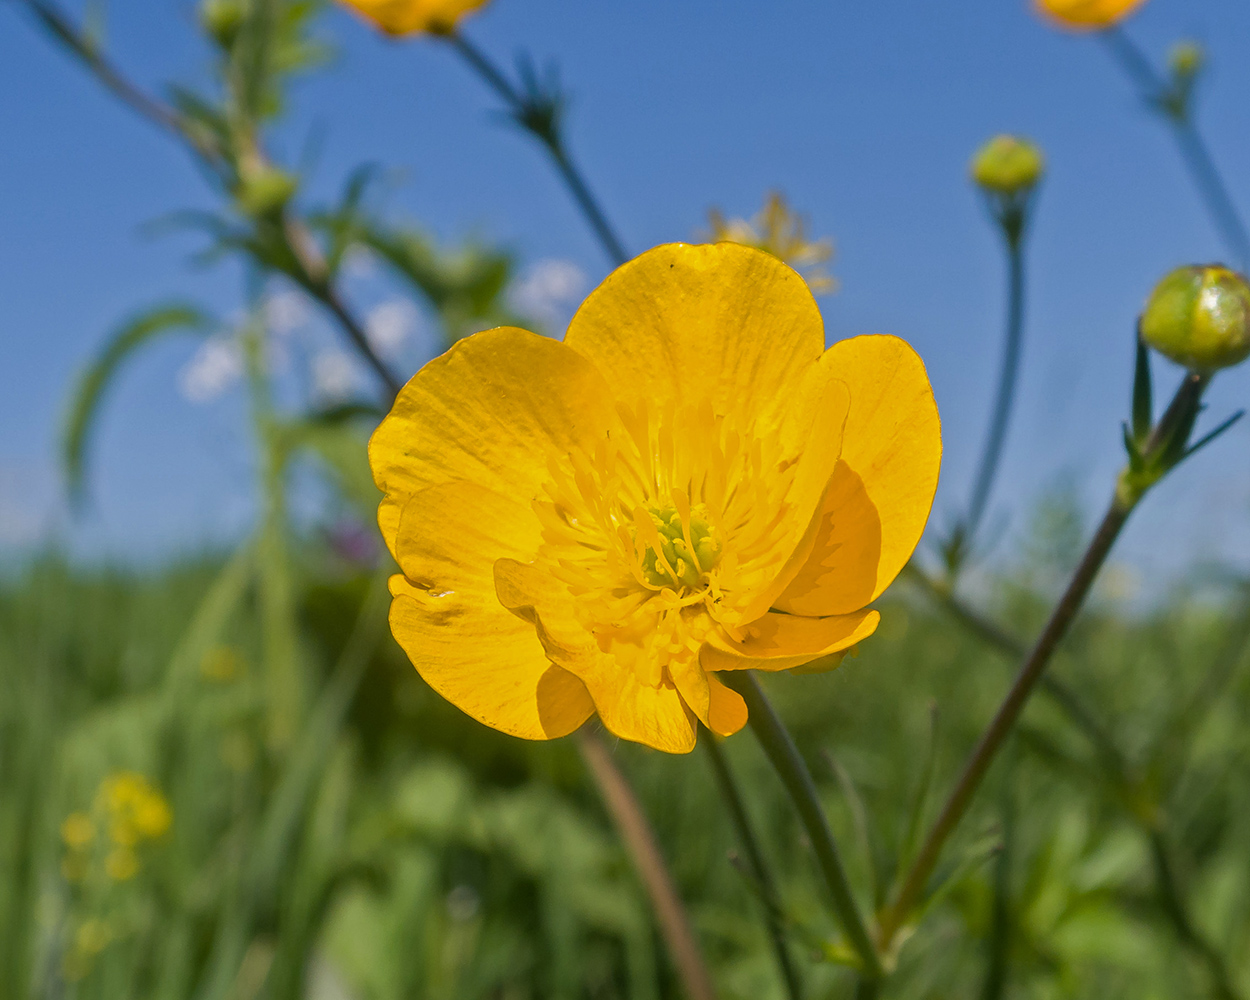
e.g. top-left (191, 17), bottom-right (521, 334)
top-left (3, 0), bottom-right (1250, 591)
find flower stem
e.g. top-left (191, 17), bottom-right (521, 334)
top-left (576, 729), bottom-right (719, 1000)
top-left (447, 32), bottom-right (630, 267)
top-left (702, 731), bottom-right (803, 1000)
top-left (1100, 28), bottom-right (1250, 273)
top-left (881, 494), bottom-right (1133, 948)
top-left (966, 236), bottom-right (1026, 540)
top-left (720, 672), bottom-right (884, 981)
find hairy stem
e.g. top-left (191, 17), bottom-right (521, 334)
top-left (720, 672), bottom-right (884, 981)
top-left (447, 32), bottom-right (629, 267)
top-left (702, 732), bottom-right (802, 1000)
top-left (577, 729), bottom-right (719, 1000)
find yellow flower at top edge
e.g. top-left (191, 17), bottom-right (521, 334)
top-left (1033, 0), bottom-right (1147, 31)
top-left (337, 0), bottom-right (490, 36)
top-left (706, 192), bottom-right (838, 294)
top-left (370, 243), bottom-right (942, 753)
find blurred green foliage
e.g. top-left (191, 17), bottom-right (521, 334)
top-left (5, 500), bottom-right (1250, 998)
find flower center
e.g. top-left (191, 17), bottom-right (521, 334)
top-left (634, 502), bottom-right (722, 590)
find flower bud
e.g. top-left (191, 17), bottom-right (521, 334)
top-left (200, 0), bottom-right (246, 48)
top-left (1033, 0), bottom-right (1147, 31)
top-left (235, 163), bottom-right (297, 217)
top-left (970, 135), bottom-right (1045, 196)
top-left (1168, 40), bottom-right (1205, 81)
top-left (1140, 265), bottom-right (1250, 371)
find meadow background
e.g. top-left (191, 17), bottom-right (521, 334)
top-left (4, 1), bottom-right (1250, 997)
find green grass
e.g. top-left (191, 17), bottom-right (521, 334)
top-left (4, 524), bottom-right (1250, 1000)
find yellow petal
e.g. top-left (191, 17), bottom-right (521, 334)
top-left (1034, 0), bottom-right (1145, 30)
top-left (338, 0), bottom-right (490, 35)
top-left (564, 242), bottom-right (826, 437)
top-left (701, 609), bottom-right (880, 673)
top-left (369, 327), bottom-right (616, 562)
top-left (495, 558), bottom-right (698, 753)
top-left (776, 335), bottom-right (940, 617)
top-left (388, 482), bottom-right (593, 740)
top-left (706, 673), bottom-right (748, 737)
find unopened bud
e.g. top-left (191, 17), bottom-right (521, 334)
top-left (1140, 265), bottom-right (1250, 371)
top-left (1168, 40), bottom-right (1205, 80)
top-left (235, 164), bottom-right (297, 217)
top-left (970, 135), bottom-right (1045, 196)
top-left (200, 0), bottom-right (246, 48)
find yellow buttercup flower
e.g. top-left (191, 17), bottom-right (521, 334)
top-left (370, 243), bottom-right (941, 753)
top-left (1033, 0), bottom-right (1146, 31)
top-left (337, 0), bottom-right (490, 36)
top-left (705, 192), bottom-right (837, 294)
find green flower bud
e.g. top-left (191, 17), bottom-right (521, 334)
top-left (1140, 265), bottom-right (1250, 371)
top-left (1168, 40), bottom-right (1205, 80)
top-left (235, 163), bottom-right (297, 217)
top-left (200, 0), bottom-right (246, 48)
top-left (970, 135), bottom-right (1045, 195)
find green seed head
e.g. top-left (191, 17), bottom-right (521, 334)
top-left (970, 135), bottom-right (1045, 195)
top-left (639, 504), bottom-right (722, 590)
top-left (1140, 265), bottom-right (1250, 371)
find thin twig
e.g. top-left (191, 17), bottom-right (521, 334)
top-left (576, 729), bottom-right (718, 1000)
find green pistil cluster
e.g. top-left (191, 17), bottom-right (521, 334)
top-left (640, 503), bottom-right (722, 589)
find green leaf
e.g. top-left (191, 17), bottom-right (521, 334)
top-left (62, 302), bottom-right (215, 503)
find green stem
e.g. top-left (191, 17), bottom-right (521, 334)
top-left (966, 234), bottom-right (1025, 539)
top-left (907, 561), bottom-right (1246, 1000)
top-left (720, 672), bottom-right (883, 981)
top-left (702, 732), bottom-right (803, 1000)
top-left (1100, 28), bottom-right (1250, 272)
top-left (980, 745), bottom-right (1016, 1000)
top-left (447, 32), bottom-right (630, 267)
top-left (882, 494), bottom-right (1134, 948)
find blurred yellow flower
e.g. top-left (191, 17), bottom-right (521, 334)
top-left (1033, 0), bottom-right (1146, 31)
top-left (97, 772), bottom-right (172, 846)
top-left (337, 0), bottom-right (490, 36)
top-left (105, 847), bottom-right (139, 881)
top-left (370, 243), bottom-right (941, 753)
top-left (61, 812), bottom-right (96, 849)
top-left (705, 192), bottom-right (837, 294)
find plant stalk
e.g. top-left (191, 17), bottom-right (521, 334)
top-left (720, 672), bottom-right (884, 981)
top-left (577, 729), bottom-right (719, 1000)
top-left (447, 32), bottom-right (630, 267)
top-left (702, 731), bottom-right (803, 1000)
top-left (1100, 28), bottom-right (1250, 272)
top-left (881, 495), bottom-right (1133, 948)
top-left (966, 236), bottom-right (1025, 540)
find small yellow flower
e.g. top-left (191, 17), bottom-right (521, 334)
top-left (705, 192), bottom-right (837, 294)
top-left (61, 812), bottom-right (96, 849)
top-left (971, 135), bottom-right (1045, 195)
top-left (105, 847), bottom-right (140, 881)
top-left (337, 0), bottom-right (490, 36)
top-left (370, 243), bottom-right (941, 753)
top-left (98, 772), bottom-right (171, 843)
top-left (1033, 0), bottom-right (1146, 31)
